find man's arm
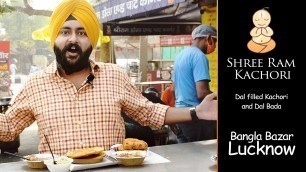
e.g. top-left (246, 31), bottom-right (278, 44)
top-left (196, 80), bottom-right (213, 101)
top-left (0, 113), bottom-right (16, 141)
top-left (164, 93), bottom-right (217, 124)
top-left (0, 86), bottom-right (35, 141)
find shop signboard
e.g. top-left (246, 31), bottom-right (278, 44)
top-left (0, 41), bottom-right (9, 72)
top-left (0, 41), bottom-right (10, 97)
top-left (103, 23), bottom-right (199, 36)
top-left (160, 35), bottom-right (193, 46)
top-left (95, 0), bottom-right (186, 23)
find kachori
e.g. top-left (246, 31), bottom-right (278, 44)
top-left (66, 147), bottom-right (105, 164)
top-left (118, 138), bottom-right (148, 151)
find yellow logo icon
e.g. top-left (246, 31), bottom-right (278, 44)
top-left (247, 8), bottom-right (276, 53)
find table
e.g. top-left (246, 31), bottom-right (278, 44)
top-left (0, 140), bottom-right (217, 172)
top-left (135, 81), bottom-right (172, 92)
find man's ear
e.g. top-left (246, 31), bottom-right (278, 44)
top-left (207, 35), bottom-right (213, 45)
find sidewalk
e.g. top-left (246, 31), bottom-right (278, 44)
top-left (0, 123), bottom-right (39, 163)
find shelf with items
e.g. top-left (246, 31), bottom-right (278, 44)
top-left (147, 60), bottom-right (173, 71)
top-left (148, 46), bottom-right (186, 69)
top-left (135, 80), bottom-right (172, 92)
top-left (147, 60), bottom-right (172, 71)
top-left (148, 35), bottom-right (191, 70)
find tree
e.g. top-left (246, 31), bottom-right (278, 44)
top-left (0, 0), bottom-right (52, 16)
top-left (0, 0), bottom-right (52, 74)
top-left (1, 0), bottom-right (100, 16)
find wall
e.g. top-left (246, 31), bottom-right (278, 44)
top-left (201, 6), bottom-right (218, 92)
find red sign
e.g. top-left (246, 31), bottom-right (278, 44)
top-left (0, 41), bottom-right (10, 97)
top-left (0, 41), bottom-right (10, 71)
top-left (160, 35), bottom-right (193, 46)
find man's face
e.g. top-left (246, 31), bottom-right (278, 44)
top-left (198, 36), bottom-right (217, 54)
top-left (54, 20), bottom-right (92, 75)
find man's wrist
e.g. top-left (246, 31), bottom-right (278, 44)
top-left (190, 106), bottom-right (199, 122)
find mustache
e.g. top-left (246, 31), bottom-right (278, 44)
top-left (63, 43), bottom-right (82, 54)
top-left (54, 44), bottom-right (92, 75)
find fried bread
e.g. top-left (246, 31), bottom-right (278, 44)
top-left (72, 152), bottom-right (105, 164)
top-left (67, 147), bottom-right (105, 164)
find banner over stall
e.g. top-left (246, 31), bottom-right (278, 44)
top-left (103, 23), bottom-right (199, 36)
top-left (94, 0), bottom-right (186, 23)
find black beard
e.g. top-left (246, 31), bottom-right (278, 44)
top-left (54, 43), bottom-right (92, 75)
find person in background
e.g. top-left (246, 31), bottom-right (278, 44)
top-left (173, 24), bottom-right (217, 143)
top-left (161, 82), bottom-right (187, 143)
top-left (144, 87), bottom-right (159, 98)
top-left (0, 0), bottom-right (217, 155)
top-left (29, 64), bottom-right (41, 74)
top-left (161, 83), bottom-right (175, 107)
top-left (9, 58), bottom-right (18, 84)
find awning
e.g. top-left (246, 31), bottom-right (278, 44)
top-left (94, 0), bottom-right (186, 23)
top-left (94, 0), bottom-right (206, 36)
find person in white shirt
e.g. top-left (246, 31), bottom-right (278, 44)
top-left (9, 58), bottom-right (18, 84)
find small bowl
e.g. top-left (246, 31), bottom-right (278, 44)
top-left (26, 160), bottom-right (45, 169)
top-left (23, 154), bottom-right (57, 169)
top-left (113, 150), bottom-right (147, 166)
top-left (44, 156), bottom-right (73, 172)
top-left (116, 156), bottom-right (145, 166)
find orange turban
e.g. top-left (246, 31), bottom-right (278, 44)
top-left (49, 0), bottom-right (100, 48)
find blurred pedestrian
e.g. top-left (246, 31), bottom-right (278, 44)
top-left (9, 58), bottom-right (18, 84)
top-left (29, 64), bottom-right (40, 74)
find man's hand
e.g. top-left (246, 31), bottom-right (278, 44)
top-left (196, 93), bottom-right (217, 120)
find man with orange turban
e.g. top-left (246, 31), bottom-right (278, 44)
top-left (49, 0), bottom-right (100, 49)
top-left (49, 0), bottom-right (101, 75)
top-left (1, 0), bottom-right (217, 156)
